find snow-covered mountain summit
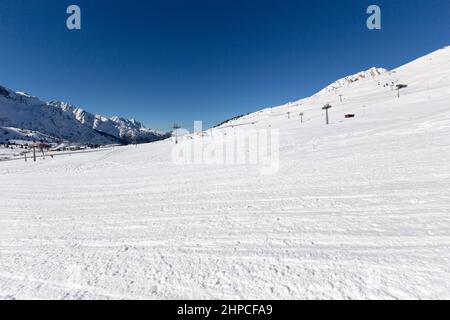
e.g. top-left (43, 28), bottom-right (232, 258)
top-left (315, 67), bottom-right (389, 96)
top-left (0, 87), bottom-right (168, 145)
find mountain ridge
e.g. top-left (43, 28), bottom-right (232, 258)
top-left (0, 86), bottom-right (168, 145)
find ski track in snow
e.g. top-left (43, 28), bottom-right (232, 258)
top-left (0, 47), bottom-right (450, 299)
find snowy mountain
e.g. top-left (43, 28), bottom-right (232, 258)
top-left (314, 67), bottom-right (389, 96)
top-left (0, 87), bottom-right (168, 145)
top-left (226, 46), bottom-right (450, 124)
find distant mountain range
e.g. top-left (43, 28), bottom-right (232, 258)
top-left (0, 86), bottom-right (169, 145)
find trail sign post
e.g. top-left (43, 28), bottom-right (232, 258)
top-left (300, 112), bottom-right (304, 123)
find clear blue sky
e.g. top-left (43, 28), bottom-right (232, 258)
top-left (0, 0), bottom-right (449, 131)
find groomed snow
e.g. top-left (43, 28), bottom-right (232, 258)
top-left (0, 47), bottom-right (449, 299)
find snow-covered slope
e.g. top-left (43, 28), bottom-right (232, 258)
top-left (0, 126), bottom-right (59, 160)
top-left (0, 47), bottom-right (449, 299)
top-left (0, 88), bottom-right (167, 145)
top-left (0, 126), bottom-right (59, 144)
top-left (224, 46), bottom-right (450, 127)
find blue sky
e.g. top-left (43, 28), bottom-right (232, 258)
top-left (0, 0), bottom-right (449, 131)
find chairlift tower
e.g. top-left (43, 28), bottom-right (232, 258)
top-left (33, 143), bottom-right (37, 162)
top-left (322, 104), bottom-right (332, 125)
top-left (396, 84), bottom-right (408, 98)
